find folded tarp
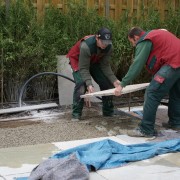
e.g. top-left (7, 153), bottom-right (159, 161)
top-left (15, 138), bottom-right (180, 180)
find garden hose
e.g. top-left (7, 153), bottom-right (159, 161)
top-left (18, 72), bottom-right (102, 107)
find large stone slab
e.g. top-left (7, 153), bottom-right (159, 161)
top-left (57, 55), bottom-right (101, 106)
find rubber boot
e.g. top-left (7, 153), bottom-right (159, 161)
top-left (72, 71), bottom-right (86, 119)
top-left (102, 96), bottom-right (114, 116)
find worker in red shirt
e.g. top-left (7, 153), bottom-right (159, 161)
top-left (67, 27), bottom-right (121, 121)
top-left (114, 27), bottom-right (180, 137)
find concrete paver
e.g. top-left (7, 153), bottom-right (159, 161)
top-left (0, 105), bottom-right (179, 180)
top-left (0, 135), bottom-right (179, 180)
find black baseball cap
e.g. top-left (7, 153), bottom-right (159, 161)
top-left (97, 27), bottom-right (112, 45)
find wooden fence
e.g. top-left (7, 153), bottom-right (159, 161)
top-left (31, 0), bottom-right (180, 21)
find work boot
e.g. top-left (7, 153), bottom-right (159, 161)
top-left (71, 114), bottom-right (81, 122)
top-left (102, 97), bottom-right (114, 117)
top-left (103, 113), bottom-right (114, 117)
top-left (72, 101), bottom-right (83, 122)
top-left (127, 128), bottom-right (156, 138)
top-left (162, 123), bottom-right (180, 131)
top-left (71, 117), bottom-right (81, 122)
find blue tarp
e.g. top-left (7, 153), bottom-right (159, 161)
top-left (15, 138), bottom-right (180, 180)
top-left (51, 138), bottom-right (180, 170)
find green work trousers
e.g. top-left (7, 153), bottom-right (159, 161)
top-left (139, 65), bottom-right (180, 136)
top-left (72, 64), bottom-right (114, 118)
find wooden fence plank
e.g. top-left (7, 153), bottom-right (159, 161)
top-left (87, 0), bottom-right (96, 8)
top-left (115, 0), bottom-right (122, 20)
top-left (37, 0), bottom-right (45, 21)
top-left (105, 0), bottom-right (110, 19)
top-left (137, 0), bottom-right (142, 20)
top-left (22, 0), bottom-right (180, 21)
top-left (98, 0), bottom-right (104, 16)
top-left (1, 0), bottom-right (180, 23)
top-left (159, 0), bottom-right (165, 20)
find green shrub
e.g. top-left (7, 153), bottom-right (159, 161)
top-left (0, 0), bottom-right (179, 103)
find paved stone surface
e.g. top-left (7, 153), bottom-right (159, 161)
top-left (0, 136), bottom-right (179, 180)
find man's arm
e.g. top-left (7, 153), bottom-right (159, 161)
top-left (121, 40), bottom-right (152, 87)
top-left (99, 47), bottom-right (118, 84)
top-left (114, 40), bottom-right (152, 96)
top-left (79, 42), bottom-right (92, 87)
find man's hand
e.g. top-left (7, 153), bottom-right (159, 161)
top-left (113, 80), bottom-right (123, 96)
top-left (85, 85), bottom-right (94, 108)
top-left (114, 85), bottom-right (123, 96)
top-left (87, 85), bottom-right (94, 93)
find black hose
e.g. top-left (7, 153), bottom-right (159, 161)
top-left (18, 72), bottom-right (102, 107)
top-left (18, 72), bottom-right (74, 107)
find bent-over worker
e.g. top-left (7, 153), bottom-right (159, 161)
top-left (67, 27), bottom-right (121, 121)
top-left (114, 27), bottom-right (180, 137)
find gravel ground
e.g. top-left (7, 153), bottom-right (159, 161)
top-left (1, 96), bottom-right (174, 149)
top-left (0, 103), bottom-right (142, 148)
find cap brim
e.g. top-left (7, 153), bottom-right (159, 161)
top-left (101, 40), bottom-right (112, 45)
